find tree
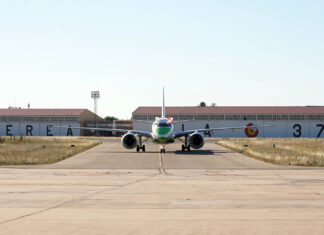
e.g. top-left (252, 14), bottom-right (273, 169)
top-left (199, 102), bottom-right (206, 107)
top-left (104, 116), bottom-right (119, 121)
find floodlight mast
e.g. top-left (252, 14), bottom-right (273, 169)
top-left (91, 91), bottom-right (100, 136)
top-left (91, 91), bottom-right (100, 115)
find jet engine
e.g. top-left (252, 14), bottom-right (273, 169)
top-left (121, 133), bottom-right (137, 149)
top-left (189, 132), bottom-right (205, 149)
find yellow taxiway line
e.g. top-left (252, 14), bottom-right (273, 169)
top-left (158, 151), bottom-right (167, 175)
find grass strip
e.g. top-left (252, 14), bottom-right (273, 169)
top-left (217, 138), bottom-right (324, 166)
top-left (0, 136), bottom-right (100, 165)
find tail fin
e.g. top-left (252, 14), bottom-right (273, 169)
top-left (162, 87), bottom-right (166, 118)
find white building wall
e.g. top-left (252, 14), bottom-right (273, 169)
top-left (0, 122), bottom-right (80, 136)
top-left (134, 120), bottom-right (324, 138)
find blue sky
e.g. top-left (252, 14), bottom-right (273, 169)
top-left (0, 0), bottom-right (323, 119)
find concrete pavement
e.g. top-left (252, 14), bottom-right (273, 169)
top-left (0, 139), bottom-right (324, 234)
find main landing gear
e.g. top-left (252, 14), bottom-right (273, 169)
top-left (181, 135), bottom-right (191, 152)
top-left (136, 135), bottom-right (146, 152)
top-left (181, 144), bottom-right (191, 152)
top-left (136, 145), bottom-right (146, 152)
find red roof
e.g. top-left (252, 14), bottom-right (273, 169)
top-left (133, 106), bottom-right (324, 115)
top-left (0, 109), bottom-right (87, 116)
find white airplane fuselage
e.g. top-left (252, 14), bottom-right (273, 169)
top-left (151, 118), bottom-right (175, 144)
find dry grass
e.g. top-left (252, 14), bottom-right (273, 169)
top-left (217, 138), bottom-right (324, 166)
top-left (0, 136), bottom-right (100, 165)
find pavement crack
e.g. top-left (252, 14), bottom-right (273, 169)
top-left (0, 173), bottom-right (158, 226)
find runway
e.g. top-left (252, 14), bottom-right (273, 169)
top-left (1, 139), bottom-right (324, 234)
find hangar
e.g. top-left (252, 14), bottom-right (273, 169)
top-left (132, 106), bottom-right (324, 138)
top-left (0, 108), bottom-right (102, 136)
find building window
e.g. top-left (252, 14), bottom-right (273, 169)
top-left (225, 115), bottom-right (241, 120)
top-left (178, 115), bottom-right (194, 120)
top-left (10, 116), bottom-right (22, 122)
top-left (50, 117), bottom-right (65, 122)
top-left (22, 117), bottom-right (35, 122)
top-left (208, 115), bottom-right (225, 120)
top-left (308, 115), bottom-right (323, 121)
top-left (133, 115), bottom-right (147, 120)
top-left (0, 117), bottom-right (8, 122)
top-left (242, 115), bottom-right (256, 120)
top-left (148, 115), bottom-right (156, 120)
top-left (194, 115), bottom-right (209, 120)
top-left (36, 117), bottom-right (50, 122)
top-left (257, 115), bottom-right (265, 120)
top-left (65, 117), bottom-right (79, 122)
top-left (133, 113), bottom-right (324, 121)
top-left (289, 115), bottom-right (305, 120)
top-left (280, 115), bottom-right (289, 120)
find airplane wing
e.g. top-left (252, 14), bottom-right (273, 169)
top-left (173, 125), bottom-right (272, 138)
top-left (50, 126), bottom-right (152, 138)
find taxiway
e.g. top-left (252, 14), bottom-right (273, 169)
top-left (0, 139), bottom-right (324, 234)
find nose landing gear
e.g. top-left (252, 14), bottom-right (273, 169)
top-left (160, 146), bottom-right (166, 154)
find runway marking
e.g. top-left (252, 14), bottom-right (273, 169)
top-left (159, 151), bottom-right (167, 175)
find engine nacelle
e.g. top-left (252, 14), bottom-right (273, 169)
top-left (121, 133), bottom-right (137, 149)
top-left (189, 132), bottom-right (205, 149)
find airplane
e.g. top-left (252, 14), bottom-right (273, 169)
top-left (53, 88), bottom-right (270, 153)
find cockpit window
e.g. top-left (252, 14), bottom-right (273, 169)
top-left (157, 122), bottom-right (171, 127)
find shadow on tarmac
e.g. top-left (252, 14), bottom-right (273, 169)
top-left (101, 149), bottom-right (236, 155)
top-left (174, 150), bottom-right (214, 155)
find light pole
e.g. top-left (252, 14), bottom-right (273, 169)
top-left (91, 91), bottom-right (100, 135)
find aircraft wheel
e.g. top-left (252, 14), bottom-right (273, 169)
top-left (181, 145), bottom-right (185, 152)
top-left (136, 145), bottom-right (140, 152)
top-left (142, 145), bottom-right (146, 152)
top-left (187, 145), bottom-right (191, 151)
